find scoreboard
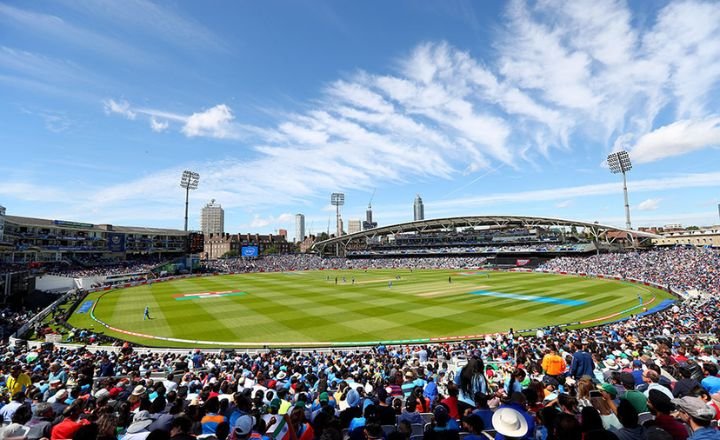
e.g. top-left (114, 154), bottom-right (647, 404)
top-left (188, 232), bottom-right (204, 253)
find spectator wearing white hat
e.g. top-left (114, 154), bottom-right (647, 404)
top-left (492, 407), bottom-right (529, 440)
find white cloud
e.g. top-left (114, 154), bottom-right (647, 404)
top-left (150, 117), bottom-right (168, 133)
top-left (246, 213), bottom-right (294, 229)
top-left (85, 1), bottom-right (720, 227)
top-left (433, 172), bottom-right (720, 210)
top-left (181, 104), bottom-right (236, 138)
top-left (637, 198), bottom-right (661, 211)
top-left (103, 99), bottom-right (136, 119)
top-left (630, 118), bottom-right (720, 163)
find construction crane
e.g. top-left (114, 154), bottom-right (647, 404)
top-left (367, 188), bottom-right (376, 209)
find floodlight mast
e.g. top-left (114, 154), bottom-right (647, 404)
top-left (330, 192), bottom-right (345, 238)
top-left (330, 193), bottom-right (345, 257)
top-left (180, 170), bottom-right (200, 232)
top-left (607, 151), bottom-right (633, 230)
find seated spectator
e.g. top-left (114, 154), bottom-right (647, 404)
top-left (671, 396), bottom-right (719, 440)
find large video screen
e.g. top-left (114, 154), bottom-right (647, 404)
top-left (241, 246), bottom-right (259, 258)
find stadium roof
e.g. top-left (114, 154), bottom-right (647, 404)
top-left (5, 215), bottom-right (188, 236)
top-left (312, 215), bottom-right (661, 254)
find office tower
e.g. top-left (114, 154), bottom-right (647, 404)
top-left (348, 219), bottom-right (362, 234)
top-left (200, 199), bottom-right (224, 235)
top-left (413, 194), bottom-right (424, 221)
top-left (295, 214), bottom-right (305, 243)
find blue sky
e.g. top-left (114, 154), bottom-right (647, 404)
top-left (1, 0), bottom-right (719, 240)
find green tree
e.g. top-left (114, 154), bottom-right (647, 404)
top-left (222, 250), bottom-right (239, 258)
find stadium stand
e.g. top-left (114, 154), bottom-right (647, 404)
top-left (0, 248), bottom-right (719, 439)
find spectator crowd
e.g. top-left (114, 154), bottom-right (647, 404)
top-left (0, 247), bottom-right (719, 440)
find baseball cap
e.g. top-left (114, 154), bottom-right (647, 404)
top-left (672, 396), bottom-right (717, 421)
top-left (233, 415), bottom-right (254, 437)
top-left (599, 383), bottom-right (617, 398)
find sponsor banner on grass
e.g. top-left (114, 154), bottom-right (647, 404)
top-left (76, 300), bottom-right (94, 313)
top-left (173, 290), bottom-right (247, 301)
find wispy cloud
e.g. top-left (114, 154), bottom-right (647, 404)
top-left (244, 213), bottom-right (295, 229)
top-left (637, 198), bottom-right (661, 211)
top-left (497, 0), bottom-right (720, 159)
top-left (103, 99), bottom-right (136, 120)
top-left (432, 172), bottom-right (720, 210)
top-left (54, 0), bottom-right (227, 53)
top-left (0, 4), bottom-right (151, 63)
top-left (629, 118), bottom-right (720, 163)
top-left (150, 117), bottom-right (168, 133)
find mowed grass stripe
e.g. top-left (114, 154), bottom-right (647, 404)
top-left (69, 270), bottom-right (674, 346)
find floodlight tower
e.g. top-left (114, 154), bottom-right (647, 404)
top-left (180, 170), bottom-right (200, 232)
top-left (607, 151), bottom-right (633, 230)
top-left (330, 192), bottom-right (345, 237)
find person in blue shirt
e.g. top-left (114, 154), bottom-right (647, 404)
top-left (569, 342), bottom-right (595, 380)
top-left (455, 358), bottom-right (488, 412)
top-left (673, 396), bottom-right (720, 440)
top-left (143, 306), bottom-right (150, 320)
top-left (701, 362), bottom-right (720, 394)
top-left (504, 369), bottom-right (526, 396)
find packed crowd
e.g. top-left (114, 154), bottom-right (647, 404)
top-left (347, 244), bottom-right (593, 257)
top-left (0, 247), bottom-right (719, 440)
top-left (539, 247), bottom-right (720, 295)
top-left (203, 255), bottom-right (489, 274)
top-left (0, 308), bottom-right (36, 341)
top-left (43, 262), bottom-right (163, 279)
top-left (0, 322), bottom-right (719, 440)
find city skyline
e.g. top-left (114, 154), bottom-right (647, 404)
top-left (1, 1), bottom-right (719, 234)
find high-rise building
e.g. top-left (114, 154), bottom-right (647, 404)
top-left (295, 214), bottom-right (305, 243)
top-left (363, 202), bottom-right (377, 231)
top-left (0, 205), bottom-right (5, 242)
top-left (413, 194), bottom-right (424, 221)
top-left (348, 219), bottom-right (362, 234)
top-left (200, 199), bottom-right (224, 235)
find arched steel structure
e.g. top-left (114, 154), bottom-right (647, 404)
top-left (311, 215), bottom-right (660, 256)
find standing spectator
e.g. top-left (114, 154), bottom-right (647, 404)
top-left (570, 342), bottom-right (595, 380)
top-left (455, 358), bottom-right (488, 412)
top-left (541, 347), bottom-right (566, 383)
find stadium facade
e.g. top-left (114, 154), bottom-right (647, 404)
top-left (313, 215), bottom-right (661, 264)
top-left (0, 214), bottom-right (189, 264)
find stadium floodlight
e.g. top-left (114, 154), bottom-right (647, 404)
top-left (606, 151), bottom-right (632, 230)
top-left (180, 170), bottom-right (200, 232)
top-left (330, 193), bottom-right (344, 238)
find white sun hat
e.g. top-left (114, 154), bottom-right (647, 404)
top-left (492, 407), bottom-right (529, 437)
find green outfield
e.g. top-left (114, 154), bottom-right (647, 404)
top-left (67, 270), bottom-right (674, 348)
